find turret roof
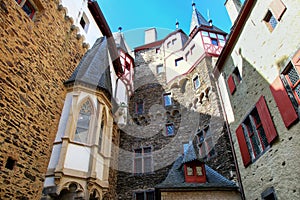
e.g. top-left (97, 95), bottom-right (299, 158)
top-left (64, 36), bottom-right (112, 97)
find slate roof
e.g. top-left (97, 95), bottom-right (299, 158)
top-left (190, 6), bottom-right (226, 35)
top-left (64, 36), bottom-right (112, 96)
top-left (182, 143), bottom-right (203, 163)
top-left (156, 155), bottom-right (238, 190)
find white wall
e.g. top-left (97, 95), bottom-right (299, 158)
top-left (64, 144), bottom-right (91, 172)
top-left (60, 0), bottom-right (103, 47)
top-left (48, 143), bottom-right (62, 169)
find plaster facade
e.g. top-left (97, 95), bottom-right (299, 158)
top-left (215, 0), bottom-right (300, 199)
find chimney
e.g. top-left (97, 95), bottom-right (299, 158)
top-left (144, 28), bottom-right (157, 44)
top-left (225, 0), bottom-right (242, 25)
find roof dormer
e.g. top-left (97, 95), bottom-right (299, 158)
top-left (184, 161), bottom-right (206, 183)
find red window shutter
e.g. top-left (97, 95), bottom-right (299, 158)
top-left (269, 0), bottom-right (286, 20)
top-left (256, 96), bottom-right (278, 143)
top-left (270, 76), bottom-right (298, 128)
top-left (292, 49), bottom-right (300, 72)
top-left (236, 125), bottom-right (251, 167)
top-left (227, 75), bottom-right (236, 94)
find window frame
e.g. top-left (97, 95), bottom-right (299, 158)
top-left (163, 92), bottom-right (172, 107)
top-left (263, 10), bottom-right (278, 32)
top-left (236, 96), bottom-right (278, 167)
top-left (184, 161), bottom-right (206, 183)
top-left (133, 147), bottom-right (153, 174)
top-left (136, 99), bottom-right (144, 115)
top-left (134, 190), bottom-right (155, 200)
top-left (16, 0), bottom-right (38, 19)
top-left (196, 126), bottom-right (215, 160)
top-left (156, 64), bottom-right (164, 74)
top-left (193, 75), bottom-right (200, 90)
top-left (74, 99), bottom-right (94, 144)
top-left (165, 123), bottom-right (175, 136)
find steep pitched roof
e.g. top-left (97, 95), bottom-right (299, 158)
top-left (64, 36), bottom-right (112, 97)
top-left (156, 155), bottom-right (238, 190)
top-left (189, 4), bottom-right (226, 35)
top-left (182, 143), bottom-right (203, 163)
top-left (113, 32), bottom-right (133, 57)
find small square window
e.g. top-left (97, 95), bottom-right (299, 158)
top-left (175, 57), bottom-right (183, 67)
top-left (211, 38), bottom-right (218, 46)
top-left (264, 10), bottom-right (278, 31)
top-left (186, 166), bottom-right (194, 176)
top-left (156, 64), bottom-right (163, 74)
top-left (196, 166), bottom-right (203, 176)
top-left (166, 124), bottom-right (174, 136)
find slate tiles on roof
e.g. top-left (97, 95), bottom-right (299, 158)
top-left (64, 36), bottom-right (112, 96)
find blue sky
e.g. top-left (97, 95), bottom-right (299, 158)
top-left (97, 0), bottom-right (234, 49)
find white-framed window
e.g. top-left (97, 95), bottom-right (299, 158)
top-left (15, 0), bottom-right (39, 19)
top-left (74, 100), bottom-right (93, 143)
top-left (156, 64), bottom-right (164, 74)
top-left (134, 147), bottom-right (152, 174)
top-left (80, 12), bottom-right (90, 33)
top-left (163, 92), bottom-right (172, 107)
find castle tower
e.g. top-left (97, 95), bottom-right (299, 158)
top-left (116, 3), bottom-right (236, 199)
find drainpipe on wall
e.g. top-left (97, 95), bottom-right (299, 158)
top-left (214, 72), bottom-right (246, 200)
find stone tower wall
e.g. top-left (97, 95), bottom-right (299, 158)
top-left (117, 44), bottom-right (236, 199)
top-left (0, 0), bottom-right (87, 199)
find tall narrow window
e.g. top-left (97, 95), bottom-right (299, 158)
top-left (156, 64), bottom-right (163, 74)
top-left (74, 100), bottom-right (92, 143)
top-left (166, 123), bottom-right (175, 136)
top-left (283, 62), bottom-right (300, 103)
top-left (163, 93), bottom-right (172, 106)
top-left (236, 96), bottom-right (277, 166)
top-left (193, 76), bottom-right (200, 89)
top-left (196, 126), bottom-right (215, 159)
top-left (136, 100), bottom-right (144, 115)
top-left (98, 116), bottom-right (104, 153)
top-left (134, 147), bottom-right (152, 174)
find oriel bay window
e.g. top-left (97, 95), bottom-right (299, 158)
top-left (236, 96), bottom-right (278, 167)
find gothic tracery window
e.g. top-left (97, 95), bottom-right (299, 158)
top-left (74, 100), bottom-right (92, 143)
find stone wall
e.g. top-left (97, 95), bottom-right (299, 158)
top-left (117, 44), bottom-right (236, 198)
top-left (0, 0), bottom-right (87, 199)
top-left (219, 0), bottom-right (300, 199)
top-left (161, 190), bottom-right (241, 200)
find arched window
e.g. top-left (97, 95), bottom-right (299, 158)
top-left (74, 100), bottom-right (92, 143)
top-left (98, 113), bottom-right (105, 153)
